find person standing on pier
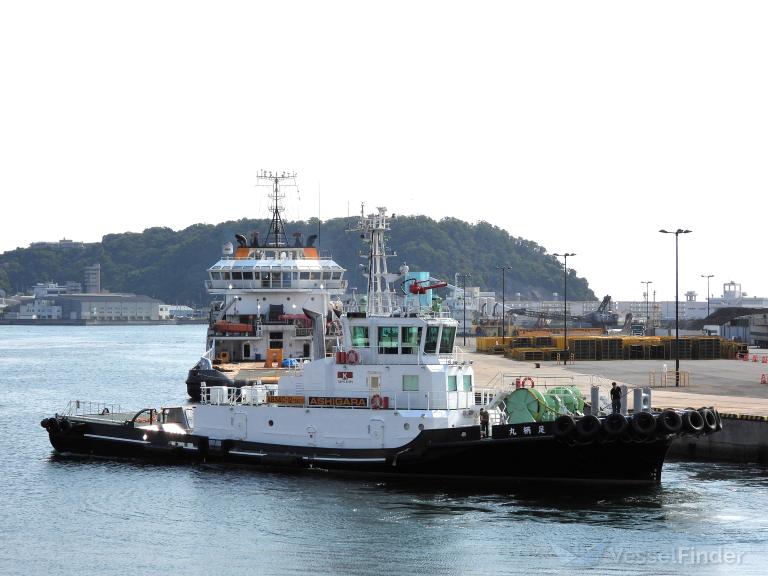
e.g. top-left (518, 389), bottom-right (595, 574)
top-left (610, 382), bottom-right (621, 414)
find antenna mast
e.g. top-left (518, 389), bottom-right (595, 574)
top-left (256, 170), bottom-right (296, 247)
top-left (349, 205), bottom-right (398, 316)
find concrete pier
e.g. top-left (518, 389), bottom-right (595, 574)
top-left (465, 345), bottom-right (768, 463)
top-left (668, 415), bottom-right (768, 464)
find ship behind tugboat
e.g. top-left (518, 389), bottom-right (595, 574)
top-left (42, 197), bottom-right (722, 486)
top-left (185, 170), bottom-right (346, 400)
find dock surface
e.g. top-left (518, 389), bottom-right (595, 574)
top-left (466, 351), bottom-right (768, 417)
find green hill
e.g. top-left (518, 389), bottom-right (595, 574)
top-left (0, 215), bottom-right (595, 306)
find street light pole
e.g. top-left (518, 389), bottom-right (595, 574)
top-left (701, 274), bottom-right (714, 319)
top-left (641, 280), bottom-right (653, 331)
top-left (458, 273), bottom-right (471, 346)
top-left (553, 253), bottom-right (576, 364)
top-left (496, 266), bottom-right (510, 345)
top-left (660, 229), bottom-right (692, 386)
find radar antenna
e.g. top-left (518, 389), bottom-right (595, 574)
top-left (256, 170), bottom-right (297, 247)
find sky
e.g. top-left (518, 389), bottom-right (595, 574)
top-left (1, 1), bottom-right (766, 302)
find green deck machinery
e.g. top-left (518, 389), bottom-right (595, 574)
top-left (502, 385), bottom-right (585, 424)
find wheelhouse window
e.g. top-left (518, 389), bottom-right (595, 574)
top-left (447, 375), bottom-right (457, 392)
top-left (351, 326), bottom-right (369, 348)
top-left (402, 375), bottom-right (419, 392)
top-left (401, 326), bottom-right (421, 355)
top-left (424, 326), bottom-right (440, 354)
top-left (300, 272), bottom-right (310, 280)
top-left (378, 326), bottom-right (399, 354)
top-left (463, 374), bottom-right (472, 391)
top-left (439, 326), bottom-right (456, 353)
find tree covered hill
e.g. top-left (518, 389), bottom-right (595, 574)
top-left (0, 216), bottom-right (596, 306)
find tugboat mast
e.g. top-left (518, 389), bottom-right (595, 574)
top-left (350, 205), bottom-right (398, 316)
top-left (257, 170), bottom-right (296, 248)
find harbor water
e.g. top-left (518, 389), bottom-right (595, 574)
top-left (1, 325), bottom-right (767, 575)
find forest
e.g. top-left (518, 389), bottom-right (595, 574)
top-left (0, 215), bottom-right (595, 306)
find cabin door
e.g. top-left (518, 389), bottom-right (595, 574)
top-left (367, 373), bottom-right (381, 396)
top-left (369, 419), bottom-right (385, 448)
top-left (232, 413), bottom-right (247, 440)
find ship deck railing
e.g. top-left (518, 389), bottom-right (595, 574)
top-left (59, 400), bottom-right (131, 423)
top-left (199, 387), bottom-right (482, 412)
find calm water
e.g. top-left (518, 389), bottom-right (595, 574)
top-left (1, 325), bottom-right (767, 575)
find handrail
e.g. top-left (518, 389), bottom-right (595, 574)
top-left (198, 384), bottom-right (435, 411)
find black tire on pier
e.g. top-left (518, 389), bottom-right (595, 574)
top-left (553, 415), bottom-right (576, 439)
top-left (711, 407), bottom-right (723, 431)
top-left (682, 409), bottom-right (705, 434)
top-left (602, 413), bottom-right (629, 436)
top-left (657, 409), bottom-right (683, 434)
top-left (575, 415), bottom-right (601, 441)
top-left (631, 412), bottom-right (657, 437)
top-left (698, 408), bottom-right (718, 433)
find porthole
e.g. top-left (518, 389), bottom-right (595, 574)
top-left (404, 423), bottom-right (410, 430)
top-left (418, 423), bottom-right (424, 431)
top-left (268, 420), bottom-right (274, 427)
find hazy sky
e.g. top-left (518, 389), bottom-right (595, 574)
top-left (1, 1), bottom-right (766, 302)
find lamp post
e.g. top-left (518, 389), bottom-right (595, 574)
top-left (641, 280), bottom-right (653, 330)
top-left (496, 266), bottom-right (511, 345)
top-left (457, 273), bottom-right (471, 346)
top-left (659, 229), bottom-right (692, 386)
top-left (701, 274), bottom-right (714, 319)
top-left (553, 253), bottom-right (576, 364)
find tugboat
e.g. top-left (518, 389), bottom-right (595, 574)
top-left (41, 206), bottom-right (722, 485)
top-left (185, 171), bottom-right (347, 400)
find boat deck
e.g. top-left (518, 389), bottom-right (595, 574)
top-left (214, 361), bottom-right (288, 381)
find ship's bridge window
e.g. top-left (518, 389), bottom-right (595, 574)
top-left (300, 272), bottom-right (310, 280)
top-left (439, 326), bottom-right (456, 353)
top-left (402, 375), bottom-right (419, 392)
top-left (424, 325), bottom-right (440, 354)
top-left (401, 326), bottom-right (422, 355)
top-left (322, 271), bottom-right (331, 280)
top-left (351, 326), bottom-right (369, 348)
top-left (447, 375), bottom-right (458, 392)
top-left (242, 272), bottom-right (253, 280)
top-left (211, 272), bottom-right (222, 280)
top-left (223, 272), bottom-right (231, 281)
top-left (232, 272), bottom-right (243, 280)
top-left (463, 374), bottom-right (473, 391)
top-left (310, 272), bottom-right (321, 280)
top-left (253, 272), bottom-right (261, 280)
top-left (378, 326), bottom-right (399, 354)
top-left (332, 272), bottom-right (342, 280)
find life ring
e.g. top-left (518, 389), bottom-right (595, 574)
top-left (347, 349), bottom-right (359, 365)
top-left (370, 394), bottom-right (382, 410)
top-left (521, 376), bottom-right (535, 388)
